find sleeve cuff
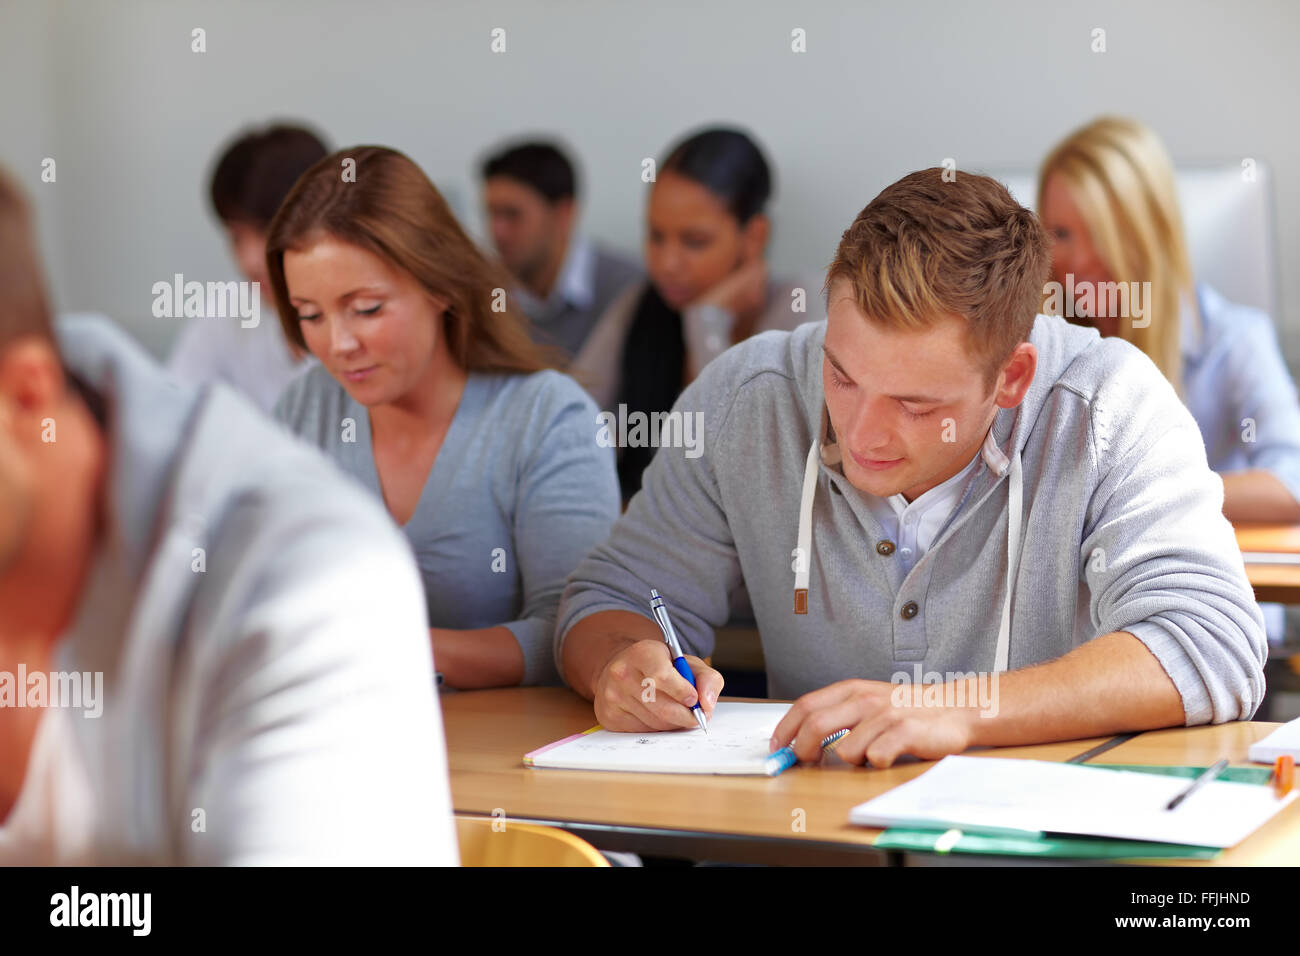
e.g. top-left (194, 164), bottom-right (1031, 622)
top-left (503, 618), bottom-right (561, 687)
top-left (683, 304), bottom-right (736, 368)
top-left (1122, 620), bottom-right (1251, 725)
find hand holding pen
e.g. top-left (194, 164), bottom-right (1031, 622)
top-left (650, 589), bottom-right (709, 733)
top-left (581, 605), bottom-right (724, 734)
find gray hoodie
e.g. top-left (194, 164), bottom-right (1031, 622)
top-left (1, 316), bottom-right (457, 864)
top-left (555, 314), bottom-right (1267, 724)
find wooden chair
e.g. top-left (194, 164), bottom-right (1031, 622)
top-left (455, 815), bottom-right (610, 867)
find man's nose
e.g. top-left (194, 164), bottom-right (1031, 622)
top-left (846, 397), bottom-right (895, 451)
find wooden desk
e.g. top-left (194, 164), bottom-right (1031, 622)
top-left (1236, 522), bottom-right (1300, 603)
top-left (441, 688), bottom-right (1293, 866)
top-left (444, 687), bottom-right (902, 864)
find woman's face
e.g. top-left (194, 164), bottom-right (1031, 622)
top-left (1039, 173), bottom-right (1120, 335)
top-left (283, 235), bottom-right (449, 406)
top-left (644, 170), bottom-right (754, 310)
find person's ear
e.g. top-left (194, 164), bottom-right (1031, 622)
top-left (426, 292), bottom-right (452, 320)
top-left (0, 337), bottom-right (64, 419)
top-left (993, 342), bottom-right (1037, 409)
top-left (552, 197), bottom-right (577, 236)
top-left (740, 214), bottom-right (770, 262)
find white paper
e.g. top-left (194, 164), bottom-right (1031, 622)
top-left (526, 702), bottom-right (793, 775)
top-left (848, 755), bottom-right (1297, 847)
top-left (1248, 717), bottom-right (1300, 763)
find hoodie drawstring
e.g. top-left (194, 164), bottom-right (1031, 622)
top-left (993, 449), bottom-right (1022, 673)
top-left (793, 441), bottom-right (820, 614)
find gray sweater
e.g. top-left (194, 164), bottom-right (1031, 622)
top-left (8, 316), bottom-right (457, 864)
top-left (275, 364), bottom-right (621, 685)
top-left (556, 315), bottom-right (1267, 723)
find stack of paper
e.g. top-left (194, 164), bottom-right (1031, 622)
top-left (848, 755), bottom-right (1296, 847)
top-left (1248, 717), bottom-right (1300, 763)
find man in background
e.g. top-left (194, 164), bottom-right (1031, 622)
top-left (481, 140), bottom-right (640, 359)
top-left (168, 123), bottom-right (328, 412)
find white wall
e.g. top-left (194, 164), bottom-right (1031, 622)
top-left (0, 1), bottom-right (65, 300)
top-left (4, 0), bottom-right (1299, 361)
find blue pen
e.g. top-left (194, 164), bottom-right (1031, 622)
top-left (649, 588), bottom-right (709, 734)
top-left (764, 728), bottom-right (851, 777)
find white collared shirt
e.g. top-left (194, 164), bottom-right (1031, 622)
top-left (860, 446), bottom-right (984, 575)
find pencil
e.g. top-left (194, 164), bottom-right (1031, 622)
top-left (1165, 758), bottom-right (1228, 810)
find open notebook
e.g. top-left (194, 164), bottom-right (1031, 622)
top-left (848, 755), bottom-right (1297, 848)
top-left (524, 702), bottom-right (792, 774)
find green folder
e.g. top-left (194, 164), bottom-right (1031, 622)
top-left (874, 764), bottom-right (1272, 861)
top-left (1088, 764), bottom-right (1272, 784)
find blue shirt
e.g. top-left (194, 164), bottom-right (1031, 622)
top-left (1183, 283), bottom-right (1300, 500)
top-left (1182, 283), bottom-right (1300, 644)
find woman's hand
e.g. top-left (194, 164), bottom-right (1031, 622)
top-left (690, 260), bottom-right (768, 330)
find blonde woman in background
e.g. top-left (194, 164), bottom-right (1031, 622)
top-left (1038, 115), bottom-right (1300, 644)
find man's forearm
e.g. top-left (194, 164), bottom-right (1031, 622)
top-left (559, 609), bottom-right (662, 698)
top-left (964, 630), bottom-right (1186, 748)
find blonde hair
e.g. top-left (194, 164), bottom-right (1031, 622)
top-left (1038, 116), bottom-right (1194, 394)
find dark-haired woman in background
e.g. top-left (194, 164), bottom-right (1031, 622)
top-left (571, 127), bottom-right (824, 500)
top-left (269, 146), bottom-right (620, 689)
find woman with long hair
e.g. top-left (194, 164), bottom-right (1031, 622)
top-left (1039, 116), bottom-right (1300, 643)
top-left (269, 146), bottom-right (620, 688)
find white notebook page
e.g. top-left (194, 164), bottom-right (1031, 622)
top-left (525, 702), bottom-right (793, 775)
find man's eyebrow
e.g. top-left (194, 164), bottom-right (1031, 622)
top-left (821, 344), bottom-right (946, 403)
top-left (822, 345), bottom-right (855, 382)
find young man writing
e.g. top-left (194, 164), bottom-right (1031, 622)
top-left (0, 168), bottom-right (456, 864)
top-left (555, 168), bottom-right (1266, 768)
